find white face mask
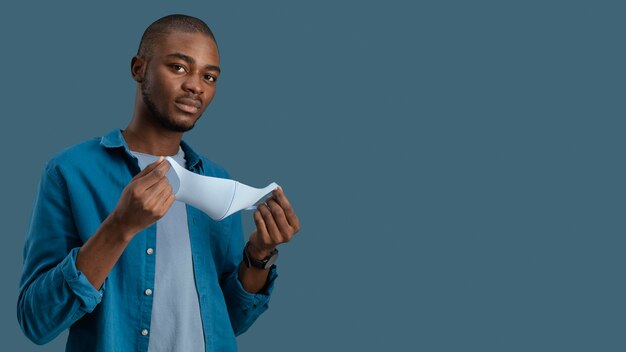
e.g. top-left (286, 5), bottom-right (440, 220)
top-left (165, 156), bottom-right (278, 221)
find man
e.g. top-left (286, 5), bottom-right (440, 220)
top-left (17, 14), bottom-right (300, 351)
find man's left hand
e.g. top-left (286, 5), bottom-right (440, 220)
top-left (247, 186), bottom-right (300, 259)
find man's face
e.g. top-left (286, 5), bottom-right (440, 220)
top-left (139, 31), bottom-right (220, 132)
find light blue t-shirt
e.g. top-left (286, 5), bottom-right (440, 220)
top-left (131, 147), bottom-right (205, 352)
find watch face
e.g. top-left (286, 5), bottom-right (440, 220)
top-left (264, 252), bottom-right (279, 269)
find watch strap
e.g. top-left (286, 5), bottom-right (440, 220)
top-left (243, 242), bottom-right (278, 269)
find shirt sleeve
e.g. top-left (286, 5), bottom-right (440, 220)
top-left (17, 163), bottom-right (105, 345)
top-left (219, 211), bottom-right (278, 336)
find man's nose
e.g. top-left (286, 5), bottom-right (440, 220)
top-left (182, 74), bottom-right (204, 95)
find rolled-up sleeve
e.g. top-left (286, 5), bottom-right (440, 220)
top-left (219, 212), bottom-right (278, 336)
top-left (17, 163), bottom-right (104, 345)
top-left (221, 264), bottom-right (277, 335)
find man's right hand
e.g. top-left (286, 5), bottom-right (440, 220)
top-left (108, 156), bottom-right (175, 241)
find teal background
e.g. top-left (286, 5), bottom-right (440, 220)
top-left (1, 0), bottom-right (624, 351)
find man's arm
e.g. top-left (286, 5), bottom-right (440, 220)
top-left (18, 163), bottom-right (97, 345)
top-left (220, 186), bottom-right (300, 335)
top-left (18, 157), bottom-right (174, 344)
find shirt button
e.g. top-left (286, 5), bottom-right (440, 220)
top-left (145, 289), bottom-right (152, 296)
top-left (146, 248), bottom-right (154, 255)
top-left (141, 329), bottom-right (149, 336)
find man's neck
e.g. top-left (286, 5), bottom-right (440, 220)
top-left (122, 123), bottom-right (183, 157)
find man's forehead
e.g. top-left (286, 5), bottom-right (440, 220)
top-left (154, 31), bottom-right (219, 60)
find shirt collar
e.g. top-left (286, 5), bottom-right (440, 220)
top-left (100, 128), bottom-right (203, 171)
top-left (179, 139), bottom-right (203, 171)
top-left (99, 128), bottom-right (127, 149)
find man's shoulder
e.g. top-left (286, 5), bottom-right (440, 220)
top-left (44, 134), bottom-right (109, 175)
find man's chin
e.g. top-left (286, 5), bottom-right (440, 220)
top-left (161, 115), bottom-right (200, 132)
top-left (168, 123), bottom-right (195, 133)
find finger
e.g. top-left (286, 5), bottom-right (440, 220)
top-left (253, 209), bottom-right (271, 246)
top-left (258, 203), bottom-right (282, 244)
top-left (135, 158), bottom-right (171, 192)
top-left (132, 156), bottom-right (164, 180)
top-left (158, 192), bottom-right (176, 215)
top-left (150, 191), bottom-right (176, 219)
top-left (266, 198), bottom-right (293, 238)
top-left (146, 170), bottom-right (172, 193)
top-left (271, 186), bottom-right (293, 216)
top-left (271, 186), bottom-right (300, 231)
top-left (143, 182), bottom-right (175, 219)
top-left (145, 177), bottom-right (173, 207)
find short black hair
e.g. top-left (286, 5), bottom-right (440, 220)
top-left (137, 14), bottom-right (216, 58)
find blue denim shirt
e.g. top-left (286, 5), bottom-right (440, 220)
top-left (17, 129), bottom-right (277, 351)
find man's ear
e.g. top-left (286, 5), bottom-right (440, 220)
top-left (131, 56), bottom-right (146, 83)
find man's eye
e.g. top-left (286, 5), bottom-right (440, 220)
top-left (172, 64), bottom-right (185, 73)
top-left (205, 75), bottom-right (216, 82)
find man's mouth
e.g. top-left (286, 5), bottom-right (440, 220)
top-left (175, 97), bottom-right (202, 114)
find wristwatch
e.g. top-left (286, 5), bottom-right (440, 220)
top-left (243, 242), bottom-right (278, 270)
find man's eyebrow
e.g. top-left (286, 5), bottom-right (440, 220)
top-left (166, 52), bottom-right (221, 73)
